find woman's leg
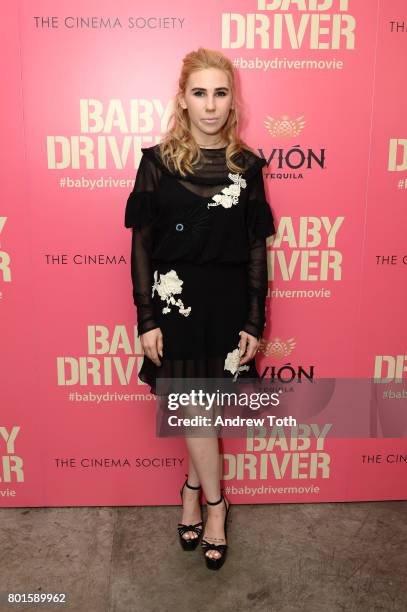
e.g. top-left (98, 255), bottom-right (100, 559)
top-left (179, 450), bottom-right (202, 541)
top-left (185, 437), bottom-right (228, 560)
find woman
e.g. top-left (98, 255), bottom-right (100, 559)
top-left (124, 47), bottom-right (275, 570)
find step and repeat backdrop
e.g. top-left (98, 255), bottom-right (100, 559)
top-left (1, 1), bottom-right (406, 507)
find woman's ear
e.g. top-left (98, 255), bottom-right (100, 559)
top-left (178, 93), bottom-right (187, 110)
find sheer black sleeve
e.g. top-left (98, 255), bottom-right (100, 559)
top-left (124, 153), bottom-right (162, 337)
top-left (243, 168), bottom-right (276, 340)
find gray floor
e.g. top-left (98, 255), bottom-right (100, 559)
top-left (1, 500), bottom-right (406, 612)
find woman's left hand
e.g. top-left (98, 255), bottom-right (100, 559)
top-left (238, 330), bottom-right (259, 365)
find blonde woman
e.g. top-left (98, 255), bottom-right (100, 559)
top-left (124, 48), bottom-right (275, 570)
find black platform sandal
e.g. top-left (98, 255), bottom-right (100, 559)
top-left (201, 493), bottom-right (230, 570)
top-left (177, 474), bottom-right (203, 551)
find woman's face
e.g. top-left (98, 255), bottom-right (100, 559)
top-left (179, 67), bottom-right (233, 144)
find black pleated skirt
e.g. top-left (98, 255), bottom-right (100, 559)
top-left (138, 260), bottom-right (260, 396)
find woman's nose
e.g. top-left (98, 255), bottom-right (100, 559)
top-left (205, 96), bottom-right (216, 110)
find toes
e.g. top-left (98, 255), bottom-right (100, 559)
top-left (206, 551), bottom-right (220, 559)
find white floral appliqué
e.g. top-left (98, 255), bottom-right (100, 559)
top-left (152, 269), bottom-right (191, 317)
top-left (207, 173), bottom-right (247, 209)
top-left (224, 346), bottom-right (250, 381)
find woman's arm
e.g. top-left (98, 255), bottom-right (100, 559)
top-left (130, 224), bottom-right (160, 336)
top-left (242, 166), bottom-right (276, 341)
top-left (242, 235), bottom-right (269, 340)
top-left (125, 153), bottom-right (162, 338)
top-left (131, 227), bottom-right (163, 366)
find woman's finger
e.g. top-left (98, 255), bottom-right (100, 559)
top-left (157, 332), bottom-right (164, 358)
top-left (239, 331), bottom-right (248, 363)
top-left (140, 329), bottom-right (162, 367)
top-left (240, 335), bottom-right (259, 365)
top-left (143, 341), bottom-right (161, 366)
top-left (147, 344), bottom-right (161, 366)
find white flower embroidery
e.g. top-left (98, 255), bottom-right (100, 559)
top-left (152, 269), bottom-right (191, 317)
top-left (207, 173), bottom-right (247, 209)
top-left (224, 346), bottom-right (250, 381)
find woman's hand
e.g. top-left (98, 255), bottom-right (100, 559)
top-left (238, 330), bottom-right (259, 365)
top-left (140, 328), bottom-right (163, 366)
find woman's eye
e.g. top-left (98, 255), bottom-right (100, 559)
top-left (192, 91), bottom-right (227, 97)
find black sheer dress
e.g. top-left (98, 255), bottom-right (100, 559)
top-left (124, 144), bottom-right (276, 395)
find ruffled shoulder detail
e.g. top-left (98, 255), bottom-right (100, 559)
top-left (247, 197), bottom-right (276, 240)
top-left (240, 149), bottom-right (267, 180)
top-left (140, 145), bottom-right (174, 177)
top-left (124, 148), bottom-right (162, 229)
top-left (244, 151), bottom-right (276, 240)
top-left (124, 190), bottom-right (158, 229)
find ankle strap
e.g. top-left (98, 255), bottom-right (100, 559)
top-left (206, 494), bottom-right (223, 505)
top-left (184, 474), bottom-right (201, 490)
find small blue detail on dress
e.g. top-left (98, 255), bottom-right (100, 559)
top-left (175, 223), bottom-right (184, 231)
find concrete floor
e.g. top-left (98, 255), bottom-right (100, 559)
top-left (1, 500), bottom-right (406, 612)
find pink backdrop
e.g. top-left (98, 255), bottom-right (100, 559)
top-left (1, 0), bottom-right (406, 507)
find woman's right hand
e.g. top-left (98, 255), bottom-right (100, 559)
top-left (140, 328), bottom-right (163, 366)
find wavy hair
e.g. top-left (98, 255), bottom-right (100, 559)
top-left (158, 47), bottom-right (255, 176)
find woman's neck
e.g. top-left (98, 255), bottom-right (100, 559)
top-left (193, 134), bottom-right (226, 149)
top-left (196, 140), bottom-right (226, 149)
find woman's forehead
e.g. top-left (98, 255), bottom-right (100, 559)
top-left (187, 68), bottom-right (229, 89)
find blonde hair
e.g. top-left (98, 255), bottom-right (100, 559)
top-left (159, 47), bottom-right (255, 177)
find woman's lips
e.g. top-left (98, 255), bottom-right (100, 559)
top-left (201, 118), bottom-right (218, 123)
